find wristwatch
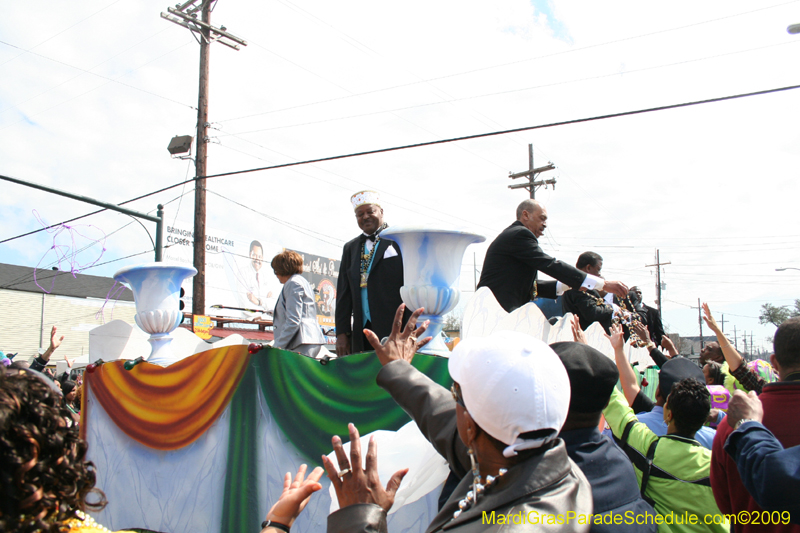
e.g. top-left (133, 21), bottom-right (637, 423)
top-left (261, 520), bottom-right (290, 532)
top-left (734, 419), bottom-right (757, 431)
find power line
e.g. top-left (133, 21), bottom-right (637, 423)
top-left (0, 0), bottom-right (125, 67)
top-left (217, 0), bottom-right (800, 124)
top-left (205, 189), bottom-right (344, 246)
top-left (219, 39), bottom-right (800, 139)
top-left (0, 40), bottom-right (196, 133)
top-left (0, 31), bottom-right (195, 117)
top-left (201, 82), bottom-right (800, 181)
top-left (4, 81), bottom-right (800, 247)
top-left (0, 191), bottom-right (193, 290)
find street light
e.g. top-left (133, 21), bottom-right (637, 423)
top-left (775, 267), bottom-right (800, 271)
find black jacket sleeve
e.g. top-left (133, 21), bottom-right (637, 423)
top-left (631, 389), bottom-right (655, 414)
top-left (376, 360), bottom-right (468, 478)
top-left (335, 242), bottom-right (354, 336)
top-left (648, 347), bottom-right (669, 368)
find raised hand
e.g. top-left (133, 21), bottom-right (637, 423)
top-left (604, 323), bottom-right (625, 352)
top-left (702, 303), bottom-right (722, 334)
top-left (264, 464), bottom-right (324, 528)
top-left (322, 423), bottom-right (408, 513)
top-left (570, 315), bottom-right (587, 344)
top-left (364, 304), bottom-right (431, 366)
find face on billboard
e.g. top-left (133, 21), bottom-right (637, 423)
top-left (250, 245), bottom-right (263, 272)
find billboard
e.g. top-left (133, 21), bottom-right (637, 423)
top-left (163, 222), bottom-right (340, 331)
top-left (292, 250), bottom-right (340, 332)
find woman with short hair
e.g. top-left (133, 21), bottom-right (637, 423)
top-left (271, 251), bottom-right (326, 358)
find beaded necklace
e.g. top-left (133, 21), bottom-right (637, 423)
top-left (65, 510), bottom-right (113, 532)
top-left (359, 223), bottom-right (387, 288)
top-left (451, 468), bottom-right (507, 520)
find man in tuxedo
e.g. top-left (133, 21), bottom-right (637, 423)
top-left (335, 191), bottom-right (409, 355)
top-left (478, 199), bottom-right (629, 312)
top-left (630, 286), bottom-right (665, 346)
top-left (562, 251), bottom-right (617, 333)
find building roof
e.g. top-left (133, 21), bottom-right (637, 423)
top-left (0, 262), bottom-right (134, 302)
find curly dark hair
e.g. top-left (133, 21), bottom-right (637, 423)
top-left (666, 378), bottom-right (710, 436)
top-left (0, 368), bottom-right (106, 532)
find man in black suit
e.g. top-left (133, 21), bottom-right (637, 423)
top-left (630, 286), bottom-right (665, 346)
top-left (336, 191), bottom-right (409, 355)
top-left (478, 199), bottom-right (629, 312)
top-left (562, 251), bottom-right (617, 333)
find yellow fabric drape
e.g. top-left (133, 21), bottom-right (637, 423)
top-left (85, 345), bottom-right (250, 450)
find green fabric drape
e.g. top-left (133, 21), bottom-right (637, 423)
top-left (221, 363), bottom-right (260, 533)
top-left (255, 348), bottom-right (453, 462)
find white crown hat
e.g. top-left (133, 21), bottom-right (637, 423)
top-left (351, 190), bottom-right (381, 211)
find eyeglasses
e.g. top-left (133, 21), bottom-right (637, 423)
top-left (451, 382), bottom-right (465, 407)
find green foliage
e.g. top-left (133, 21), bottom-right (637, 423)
top-left (759, 301), bottom-right (800, 327)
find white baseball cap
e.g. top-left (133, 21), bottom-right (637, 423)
top-left (448, 331), bottom-right (570, 457)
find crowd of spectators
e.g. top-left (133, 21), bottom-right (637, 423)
top-left (2, 299), bottom-right (798, 532)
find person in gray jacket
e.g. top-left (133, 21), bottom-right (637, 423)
top-left (320, 305), bottom-right (593, 532)
top-left (270, 251), bottom-right (326, 358)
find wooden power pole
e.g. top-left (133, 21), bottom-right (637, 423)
top-left (161, 0), bottom-right (246, 316)
top-left (508, 144), bottom-right (556, 199)
top-left (645, 249), bottom-right (670, 313)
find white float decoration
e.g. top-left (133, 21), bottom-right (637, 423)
top-left (380, 227), bottom-right (485, 357)
top-left (113, 263), bottom-right (198, 366)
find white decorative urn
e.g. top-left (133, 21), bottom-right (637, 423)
top-left (380, 227), bottom-right (485, 356)
top-left (113, 263), bottom-right (197, 366)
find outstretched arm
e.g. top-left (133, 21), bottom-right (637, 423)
top-left (702, 303), bottom-right (745, 371)
top-left (606, 323), bottom-right (640, 405)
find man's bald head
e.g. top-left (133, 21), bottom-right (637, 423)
top-left (516, 199), bottom-right (542, 220)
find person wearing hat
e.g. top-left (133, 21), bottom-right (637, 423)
top-left (603, 325), bottom-right (727, 532)
top-left (325, 304), bottom-right (593, 532)
top-left (335, 191), bottom-right (410, 355)
top-left (612, 327), bottom-right (718, 450)
top-left (477, 199), bottom-right (630, 313)
top-left (550, 341), bottom-right (657, 532)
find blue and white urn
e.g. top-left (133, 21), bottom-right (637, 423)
top-left (380, 227), bottom-right (485, 357)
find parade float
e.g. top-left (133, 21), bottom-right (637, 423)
top-left (81, 230), bottom-right (653, 533)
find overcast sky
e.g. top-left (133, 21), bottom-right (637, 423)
top-left (2, 0), bottom-right (799, 352)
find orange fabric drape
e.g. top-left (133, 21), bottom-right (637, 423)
top-left (85, 345), bottom-right (250, 450)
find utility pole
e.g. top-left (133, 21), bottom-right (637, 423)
top-left (733, 324), bottom-right (738, 350)
top-left (162, 0), bottom-right (246, 316)
top-left (750, 332), bottom-right (754, 358)
top-left (696, 298), bottom-right (704, 349)
top-left (719, 314), bottom-right (727, 333)
top-left (645, 249), bottom-right (671, 313)
top-left (508, 144), bottom-right (556, 199)
top-left (743, 332), bottom-right (748, 356)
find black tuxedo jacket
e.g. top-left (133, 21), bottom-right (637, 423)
top-left (335, 235), bottom-right (409, 352)
top-left (562, 288), bottom-right (614, 333)
top-left (478, 221), bottom-right (587, 312)
top-left (642, 304), bottom-right (665, 345)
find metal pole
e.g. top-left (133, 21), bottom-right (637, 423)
top-left (0, 173), bottom-right (162, 261)
top-left (155, 204), bottom-right (164, 262)
top-left (0, 174), bottom-right (159, 223)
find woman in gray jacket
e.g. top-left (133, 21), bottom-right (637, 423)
top-left (270, 251), bottom-right (326, 358)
